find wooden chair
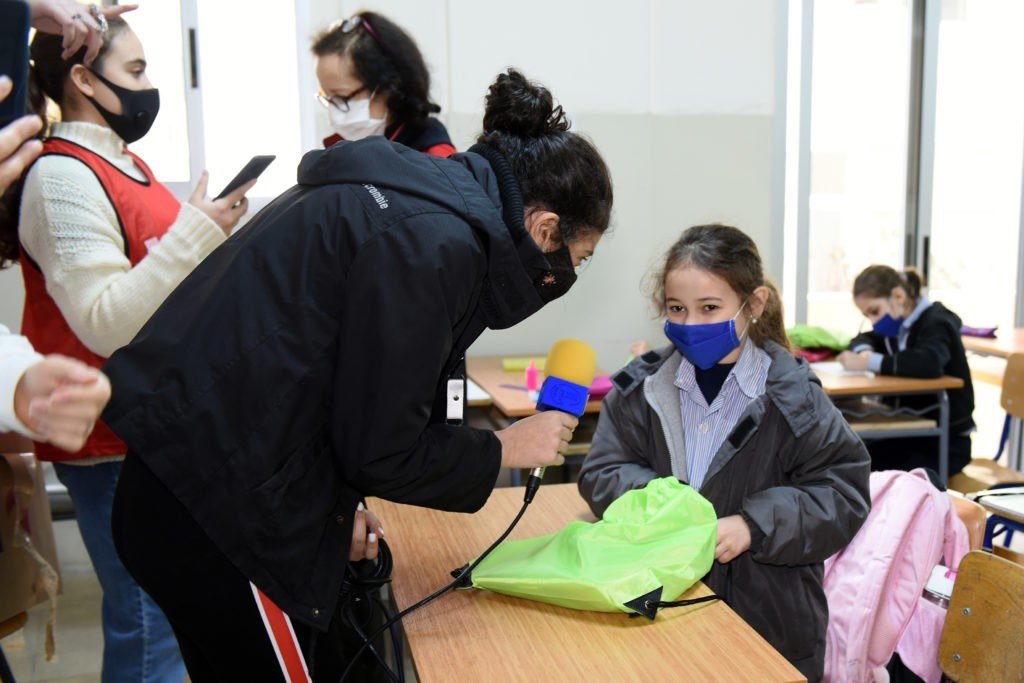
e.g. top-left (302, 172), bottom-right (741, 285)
top-left (948, 494), bottom-right (987, 551)
top-left (956, 353), bottom-right (1024, 546)
top-left (951, 352), bottom-right (1024, 493)
top-left (939, 550), bottom-right (1024, 681)
top-left (992, 544), bottom-right (1024, 566)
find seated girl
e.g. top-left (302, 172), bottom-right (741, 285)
top-left (578, 223), bottom-right (870, 681)
top-left (837, 265), bottom-right (975, 477)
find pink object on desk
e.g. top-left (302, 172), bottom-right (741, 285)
top-left (524, 360), bottom-right (539, 392)
top-left (589, 375), bottom-right (613, 400)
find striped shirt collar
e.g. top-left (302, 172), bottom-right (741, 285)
top-left (673, 339), bottom-right (769, 400)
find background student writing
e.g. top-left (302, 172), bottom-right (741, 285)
top-left (578, 224), bottom-right (870, 681)
top-left (838, 264), bottom-right (975, 477)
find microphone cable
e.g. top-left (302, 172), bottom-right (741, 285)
top-left (329, 537), bottom-right (405, 682)
top-left (337, 496), bottom-right (533, 683)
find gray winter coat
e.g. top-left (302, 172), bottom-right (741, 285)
top-left (578, 341), bottom-right (870, 681)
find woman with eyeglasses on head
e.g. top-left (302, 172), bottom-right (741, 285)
top-left (0, 15), bottom-right (254, 682)
top-left (312, 11), bottom-right (456, 157)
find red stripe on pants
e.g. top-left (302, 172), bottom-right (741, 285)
top-left (250, 583), bottom-right (311, 682)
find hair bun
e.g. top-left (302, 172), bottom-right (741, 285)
top-left (482, 69), bottom-right (570, 138)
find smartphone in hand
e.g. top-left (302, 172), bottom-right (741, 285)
top-left (0, 0), bottom-right (31, 128)
top-left (214, 155), bottom-right (276, 201)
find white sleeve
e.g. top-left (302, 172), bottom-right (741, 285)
top-left (0, 324), bottom-right (44, 436)
top-left (19, 155), bottom-right (228, 357)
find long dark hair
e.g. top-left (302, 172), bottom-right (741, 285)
top-left (649, 224), bottom-right (790, 350)
top-left (852, 264), bottom-right (925, 303)
top-left (312, 11), bottom-right (440, 127)
top-left (0, 18), bottom-right (129, 267)
top-left (477, 69), bottom-right (613, 242)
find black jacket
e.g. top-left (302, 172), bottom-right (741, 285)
top-left (849, 301), bottom-right (975, 434)
top-left (102, 137), bottom-right (551, 628)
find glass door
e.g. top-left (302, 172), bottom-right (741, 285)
top-left (926, 0), bottom-right (1024, 336)
top-left (803, 0), bottom-right (915, 338)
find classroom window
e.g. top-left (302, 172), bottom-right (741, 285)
top-left (789, 0), bottom-right (1024, 337)
top-left (926, 0), bottom-right (1024, 336)
top-left (803, 0), bottom-right (914, 334)
top-left (118, 1), bottom-right (306, 201)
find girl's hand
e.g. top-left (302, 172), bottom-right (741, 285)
top-left (188, 170), bottom-right (256, 235)
top-left (837, 350), bottom-right (871, 371)
top-left (715, 514), bottom-right (751, 563)
top-left (348, 503), bottom-right (384, 562)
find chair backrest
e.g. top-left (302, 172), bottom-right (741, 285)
top-left (992, 544), bottom-right (1024, 566)
top-left (1001, 353), bottom-right (1024, 420)
top-left (948, 494), bottom-right (986, 551)
top-left (939, 550), bottom-right (1024, 681)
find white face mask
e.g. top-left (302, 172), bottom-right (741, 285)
top-left (328, 96), bottom-right (387, 141)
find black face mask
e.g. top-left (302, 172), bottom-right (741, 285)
top-left (533, 244), bottom-right (578, 303)
top-left (86, 69), bottom-right (160, 144)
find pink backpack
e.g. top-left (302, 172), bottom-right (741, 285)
top-left (822, 469), bottom-right (969, 683)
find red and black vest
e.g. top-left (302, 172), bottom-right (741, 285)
top-left (20, 137), bottom-right (180, 461)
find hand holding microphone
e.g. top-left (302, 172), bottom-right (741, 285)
top-left (494, 411), bottom-right (578, 469)
top-left (495, 338), bottom-right (597, 503)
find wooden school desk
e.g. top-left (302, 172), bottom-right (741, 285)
top-left (812, 367), bottom-right (963, 484)
top-left (967, 486), bottom-right (1024, 527)
top-left (367, 484), bottom-right (805, 683)
top-left (466, 355), bottom-right (606, 419)
top-left (961, 329), bottom-right (1024, 359)
top-left (961, 332), bottom-right (1024, 470)
top-left (466, 355), bottom-right (606, 485)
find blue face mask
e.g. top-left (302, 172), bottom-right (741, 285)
top-left (872, 313), bottom-right (904, 338)
top-left (664, 302), bottom-right (748, 370)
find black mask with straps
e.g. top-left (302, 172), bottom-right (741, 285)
top-left (86, 68), bottom-right (160, 144)
top-left (533, 243), bottom-right (577, 303)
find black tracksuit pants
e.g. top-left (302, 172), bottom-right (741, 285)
top-left (111, 453), bottom-right (382, 682)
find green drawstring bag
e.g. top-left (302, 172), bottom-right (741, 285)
top-left (465, 477), bottom-right (717, 618)
top-left (787, 324), bottom-right (851, 351)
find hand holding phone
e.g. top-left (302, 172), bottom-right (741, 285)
top-left (214, 155), bottom-right (275, 201)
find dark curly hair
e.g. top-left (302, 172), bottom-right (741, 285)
top-left (0, 18), bottom-right (129, 267)
top-left (477, 69), bottom-right (613, 242)
top-left (312, 11), bottom-right (440, 127)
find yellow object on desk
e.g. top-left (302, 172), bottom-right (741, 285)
top-left (501, 356), bottom-right (546, 372)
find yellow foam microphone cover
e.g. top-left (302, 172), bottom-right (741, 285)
top-left (545, 338), bottom-right (598, 387)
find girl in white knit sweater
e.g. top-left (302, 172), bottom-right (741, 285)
top-left (0, 16), bottom-right (253, 683)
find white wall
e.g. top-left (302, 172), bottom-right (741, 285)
top-left (1, 0), bottom-right (785, 375)
top-left (335, 0), bottom-right (785, 371)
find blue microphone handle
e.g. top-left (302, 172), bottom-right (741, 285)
top-left (524, 377), bottom-right (590, 503)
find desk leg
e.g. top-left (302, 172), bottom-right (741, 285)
top-left (938, 390), bottom-right (949, 485)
